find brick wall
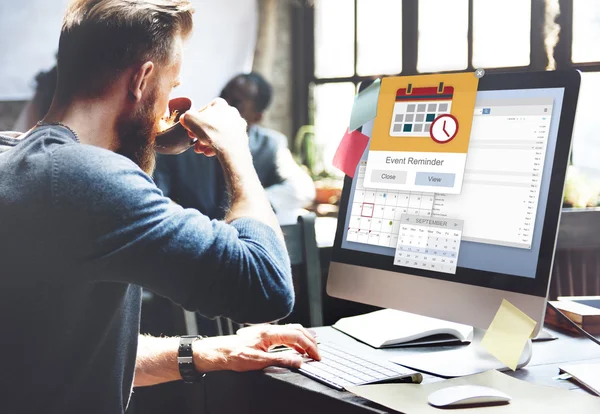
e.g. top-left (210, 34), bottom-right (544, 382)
top-left (253, 0), bottom-right (293, 144)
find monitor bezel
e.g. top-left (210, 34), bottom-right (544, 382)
top-left (331, 70), bottom-right (581, 298)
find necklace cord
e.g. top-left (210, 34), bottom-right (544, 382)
top-left (36, 121), bottom-right (80, 143)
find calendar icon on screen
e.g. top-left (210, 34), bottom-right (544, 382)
top-left (390, 82), bottom-right (454, 137)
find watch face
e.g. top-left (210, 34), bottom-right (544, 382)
top-left (430, 114), bottom-right (459, 143)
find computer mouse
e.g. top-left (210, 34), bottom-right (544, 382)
top-left (428, 385), bottom-right (511, 408)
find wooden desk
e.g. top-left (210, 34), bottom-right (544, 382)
top-left (201, 326), bottom-right (600, 414)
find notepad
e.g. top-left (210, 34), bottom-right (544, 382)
top-left (333, 309), bottom-right (472, 348)
top-left (547, 298), bottom-right (600, 334)
top-left (560, 363), bottom-right (600, 396)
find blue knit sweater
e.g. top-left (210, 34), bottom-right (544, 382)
top-left (0, 125), bottom-right (293, 413)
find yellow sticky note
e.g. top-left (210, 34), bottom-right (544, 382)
top-left (480, 299), bottom-right (537, 371)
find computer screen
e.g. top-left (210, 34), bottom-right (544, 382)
top-left (341, 87), bottom-right (564, 280)
top-left (330, 71), bottom-right (580, 309)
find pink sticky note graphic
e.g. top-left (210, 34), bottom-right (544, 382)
top-left (332, 129), bottom-right (370, 178)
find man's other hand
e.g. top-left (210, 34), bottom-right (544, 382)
top-left (179, 98), bottom-right (249, 158)
top-left (193, 324), bottom-right (320, 373)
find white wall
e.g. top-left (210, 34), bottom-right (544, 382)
top-left (0, 0), bottom-right (70, 100)
top-left (0, 0), bottom-right (257, 104)
top-left (177, 0), bottom-right (257, 105)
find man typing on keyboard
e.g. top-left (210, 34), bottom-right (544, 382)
top-left (0, 1), bottom-right (319, 413)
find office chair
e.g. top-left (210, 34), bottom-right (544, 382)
top-left (280, 212), bottom-right (324, 328)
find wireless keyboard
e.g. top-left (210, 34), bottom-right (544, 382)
top-left (298, 341), bottom-right (423, 391)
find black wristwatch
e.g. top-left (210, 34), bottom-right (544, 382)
top-left (178, 335), bottom-right (206, 384)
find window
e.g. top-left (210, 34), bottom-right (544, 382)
top-left (418, 0), bottom-right (468, 73)
top-left (356, 0), bottom-right (403, 76)
top-left (311, 82), bottom-right (356, 175)
top-left (572, 0), bottom-right (600, 63)
top-left (571, 73), bottom-right (600, 178)
top-left (314, 0), bottom-right (354, 78)
top-left (570, 0), bottom-right (600, 180)
top-left (312, 0), bottom-right (403, 175)
top-left (472, 0), bottom-right (531, 68)
top-left (303, 0), bottom-right (599, 183)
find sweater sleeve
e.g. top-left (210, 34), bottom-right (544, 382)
top-left (50, 145), bottom-right (294, 324)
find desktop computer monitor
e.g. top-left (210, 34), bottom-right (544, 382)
top-left (327, 70), bottom-right (580, 375)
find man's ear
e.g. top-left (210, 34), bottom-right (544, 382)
top-left (129, 62), bottom-right (154, 102)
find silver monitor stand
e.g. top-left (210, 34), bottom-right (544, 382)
top-left (327, 261), bottom-right (546, 377)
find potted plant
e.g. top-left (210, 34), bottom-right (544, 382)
top-left (563, 165), bottom-right (600, 208)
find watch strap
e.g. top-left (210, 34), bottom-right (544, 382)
top-left (178, 335), bottom-right (206, 384)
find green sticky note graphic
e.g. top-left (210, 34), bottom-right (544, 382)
top-left (349, 79), bottom-right (381, 131)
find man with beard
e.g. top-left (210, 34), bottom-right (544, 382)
top-left (0, 1), bottom-right (319, 413)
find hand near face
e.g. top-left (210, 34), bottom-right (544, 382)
top-left (193, 324), bottom-right (320, 373)
top-left (179, 98), bottom-right (249, 158)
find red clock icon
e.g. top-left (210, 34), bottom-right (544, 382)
top-left (430, 114), bottom-right (459, 144)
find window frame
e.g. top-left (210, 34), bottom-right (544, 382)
top-left (293, 0), bottom-right (599, 159)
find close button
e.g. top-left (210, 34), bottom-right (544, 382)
top-left (370, 170), bottom-right (407, 184)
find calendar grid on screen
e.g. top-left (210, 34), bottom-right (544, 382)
top-left (346, 162), bottom-right (435, 248)
top-left (394, 214), bottom-right (464, 274)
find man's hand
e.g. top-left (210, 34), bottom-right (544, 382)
top-left (180, 98), bottom-right (249, 159)
top-left (193, 324), bottom-right (321, 373)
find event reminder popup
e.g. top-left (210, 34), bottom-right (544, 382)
top-left (364, 73), bottom-right (478, 194)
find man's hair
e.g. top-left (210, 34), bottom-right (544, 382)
top-left (56, 0), bottom-right (194, 100)
top-left (238, 72), bottom-right (273, 113)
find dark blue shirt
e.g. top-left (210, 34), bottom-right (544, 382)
top-left (0, 126), bottom-right (293, 413)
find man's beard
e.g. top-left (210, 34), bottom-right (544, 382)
top-left (116, 92), bottom-right (159, 175)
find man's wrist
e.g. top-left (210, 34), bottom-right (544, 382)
top-left (191, 336), bottom-right (224, 374)
top-left (218, 150), bottom-right (262, 198)
top-left (217, 147), bottom-right (253, 172)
